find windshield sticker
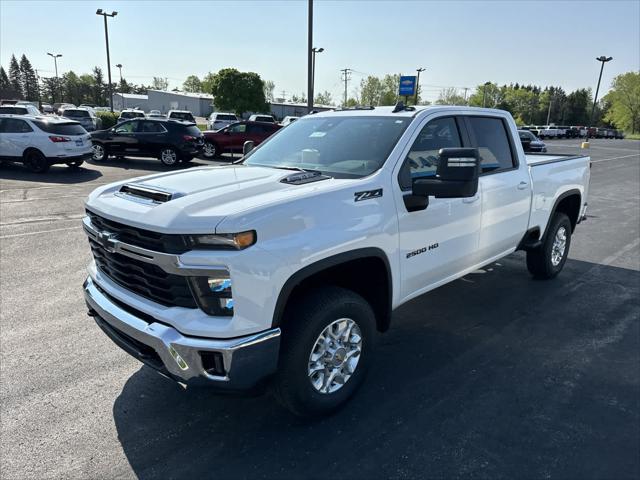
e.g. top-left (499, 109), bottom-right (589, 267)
top-left (309, 131), bottom-right (326, 138)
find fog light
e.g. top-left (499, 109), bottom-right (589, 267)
top-left (208, 278), bottom-right (232, 294)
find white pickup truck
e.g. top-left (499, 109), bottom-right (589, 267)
top-left (82, 105), bottom-right (590, 416)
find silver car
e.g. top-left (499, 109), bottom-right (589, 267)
top-left (60, 108), bottom-right (101, 131)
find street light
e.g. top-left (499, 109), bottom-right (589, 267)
top-left (96, 9), bottom-right (118, 112)
top-left (587, 55), bottom-right (613, 139)
top-left (311, 47), bottom-right (324, 106)
top-left (115, 63), bottom-right (123, 109)
top-left (482, 81), bottom-right (491, 108)
top-left (307, 0), bottom-right (313, 113)
top-left (46, 52), bottom-right (62, 103)
top-left (415, 67), bottom-right (425, 105)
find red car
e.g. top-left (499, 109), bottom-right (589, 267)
top-left (201, 121), bottom-right (281, 159)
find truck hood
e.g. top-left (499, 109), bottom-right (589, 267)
top-left (86, 164), bottom-right (349, 233)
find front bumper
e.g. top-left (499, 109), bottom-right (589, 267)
top-left (84, 276), bottom-right (281, 390)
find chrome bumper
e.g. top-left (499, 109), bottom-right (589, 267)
top-left (84, 277), bottom-right (281, 390)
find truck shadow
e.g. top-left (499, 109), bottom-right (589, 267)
top-left (112, 254), bottom-right (640, 479)
top-left (0, 162), bottom-right (102, 184)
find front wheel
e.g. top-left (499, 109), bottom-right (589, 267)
top-left (526, 212), bottom-right (572, 279)
top-left (159, 147), bottom-right (179, 166)
top-left (273, 287), bottom-right (377, 417)
top-left (201, 141), bottom-right (218, 159)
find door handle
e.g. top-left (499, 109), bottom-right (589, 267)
top-left (462, 194), bottom-right (480, 204)
top-left (517, 181), bottom-right (529, 190)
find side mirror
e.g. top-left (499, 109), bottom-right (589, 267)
top-left (412, 147), bottom-right (480, 198)
top-left (243, 140), bottom-right (255, 156)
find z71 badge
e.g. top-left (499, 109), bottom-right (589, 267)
top-left (354, 189), bottom-right (383, 202)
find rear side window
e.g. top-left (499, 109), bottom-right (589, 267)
top-left (466, 117), bottom-right (515, 172)
top-left (138, 121), bottom-right (167, 133)
top-left (0, 118), bottom-right (33, 133)
top-left (184, 125), bottom-right (202, 136)
top-left (32, 120), bottom-right (86, 135)
top-left (229, 123), bottom-right (247, 133)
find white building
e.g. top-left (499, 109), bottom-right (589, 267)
top-left (147, 90), bottom-right (214, 116)
top-left (112, 93), bottom-right (149, 112)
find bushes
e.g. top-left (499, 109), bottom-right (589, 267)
top-left (96, 111), bottom-right (119, 129)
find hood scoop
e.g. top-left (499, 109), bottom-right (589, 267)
top-left (280, 170), bottom-right (331, 185)
top-left (117, 184), bottom-right (182, 204)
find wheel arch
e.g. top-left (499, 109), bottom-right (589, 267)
top-left (272, 248), bottom-right (393, 333)
top-left (22, 146), bottom-right (46, 160)
top-left (546, 188), bottom-right (582, 236)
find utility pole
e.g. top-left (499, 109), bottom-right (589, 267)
top-left (482, 82), bottom-right (491, 108)
top-left (47, 52), bottom-right (62, 103)
top-left (415, 67), bottom-right (425, 105)
top-left (311, 47), bottom-right (324, 107)
top-left (115, 63), bottom-right (124, 109)
top-left (587, 55), bottom-right (613, 139)
top-left (546, 92), bottom-right (553, 125)
top-left (307, 0), bottom-right (313, 113)
top-left (340, 68), bottom-right (352, 106)
top-left (280, 90), bottom-right (287, 101)
top-left (96, 9), bottom-right (118, 112)
top-left (463, 87), bottom-right (469, 104)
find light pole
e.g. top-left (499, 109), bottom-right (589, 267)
top-left (96, 9), bottom-right (118, 112)
top-left (587, 55), bottom-right (613, 139)
top-left (46, 52), bottom-right (62, 103)
top-left (415, 67), bottom-right (425, 105)
top-left (307, 0), bottom-right (313, 113)
top-left (482, 81), bottom-right (491, 108)
top-left (311, 47), bottom-right (324, 106)
top-left (115, 63), bottom-right (124, 109)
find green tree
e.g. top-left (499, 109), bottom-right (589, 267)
top-left (563, 88), bottom-right (591, 125)
top-left (210, 68), bottom-right (267, 116)
top-left (152, 77), bottom-right (169, 91)
top-left (0, 66), bottom-right (20, 99)
top-left (263, 79), bottom-right (275, 103)
top-left (201, 72), bottom-right (216, 94)
top-left (183, 75), bottom-right (202, 93)
top-left (604, 71), bottom-right (640, 133)
top-left (8, 54), bottom-right (22, 98)
top-left (92, 67), bottom-right (105, 105)
top-left (359, 75), bottom-right (383, 106)
top-left (468, 83), bottom-right (503, 108)
top-left (19, 55), bottom-right (38, 101)
top-left (290, 92), bottom-right (307, 103)
top-left (379, 74), bottom-right (400, 105)
top-left (436, 87), bottom-right (466, 106)
top-left (62, 71), bottom-right (81, 105)
top-left (314, 90), bottom-right (334, 105)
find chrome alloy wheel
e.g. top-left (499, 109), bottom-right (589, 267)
top-left (308, 318), bottom-right (362, 394)
top-left (160, 148), bottom-right (177, 165)
top-left (92, 144), bottom-right (105, 160)
top-left (551, 226), bottom-right (567, 266)
top-left (203, 142), bottom-right (216, 158)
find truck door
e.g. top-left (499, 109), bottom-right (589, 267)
top-left (395, 116), bottom-right (481, 299)
top-left (463, 116), bottom-right (531, 261)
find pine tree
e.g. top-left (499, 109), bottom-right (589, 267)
top-left (0, 67), bottom-right (9, 91)
top-left (92, 66), bottom-right (105, 105)
top-left (8, 54), bottom-right (23, 98)
top-left (19, 54), bottom-right (39, 101)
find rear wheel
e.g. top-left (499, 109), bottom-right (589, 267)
top-left (273, 287), bottom-right (377, 417)
top-left (526, 212), bottom-right (572, 279)
top-left (67, 160), bottom-right (84, 169)
top-left (92, 143), bottom-right (107, 161)
top-left (24, 150), bottom-right (50, 173)
top-left (159, 147), bottom-right (178, 166)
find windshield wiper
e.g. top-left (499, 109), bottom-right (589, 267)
top-left (271, 165), bottom-right (324, 175)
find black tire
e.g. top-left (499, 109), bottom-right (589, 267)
top-left (201, 141), bottom-right (218, 159)
top-left (273, 287), bottom-right (377, 417)
top-left (181, 156), bottom-right (194, 163)
top-left (159, 147), bottom-right (179, 166)
top-left (526, 212), bottom-right (572, 279)
top-left (67, 160), bottom-right (84, 169)
top-left (24, 149), bottom-right (50, 173)
top-left (92, 143), bottom-right (108, 161)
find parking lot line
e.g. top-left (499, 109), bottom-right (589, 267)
top-left (591, 153), bottom-right (640, 163)
top-left (0, 225), bottom-right (82, 239)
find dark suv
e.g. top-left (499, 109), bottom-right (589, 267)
top-left (90, 118), bottom-right (203, 166)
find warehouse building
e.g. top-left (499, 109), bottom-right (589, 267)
top-left (112, 93), bottom-right (149, 112)
top-left (147, 90), bottom-right (214, 116)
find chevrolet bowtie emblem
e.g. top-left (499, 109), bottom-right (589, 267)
top-left (96, 231), bottom-right (118, 253)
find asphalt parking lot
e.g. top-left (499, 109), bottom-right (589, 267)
top-left (1, 139), bottom-right (639, 479)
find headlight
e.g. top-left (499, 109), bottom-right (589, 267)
top-left (186, 231), bottom-right (256, 250)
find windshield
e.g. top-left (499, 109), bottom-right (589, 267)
top-left (244, 116), bottom-right (410, 179)
top-left (0, 106), bottom-right (28, 114)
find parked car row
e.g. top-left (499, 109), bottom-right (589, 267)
top-left (520, 125), bottom-right (625, 139)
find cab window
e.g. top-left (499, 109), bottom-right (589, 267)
top-left (398, 116), bottom-right (462, 190)
top-left (466, 117), bottom-right (515, 173)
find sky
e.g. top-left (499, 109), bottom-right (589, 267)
top-left (1, 0), bottom-right (639, 103)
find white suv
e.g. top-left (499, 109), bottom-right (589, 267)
top-left (206, 112), bottom-right (238, 130)
top-left (0, 114), bottom-right (92, 172)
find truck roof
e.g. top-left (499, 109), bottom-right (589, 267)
top-left (311, 105), bottom-right (511, 118)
